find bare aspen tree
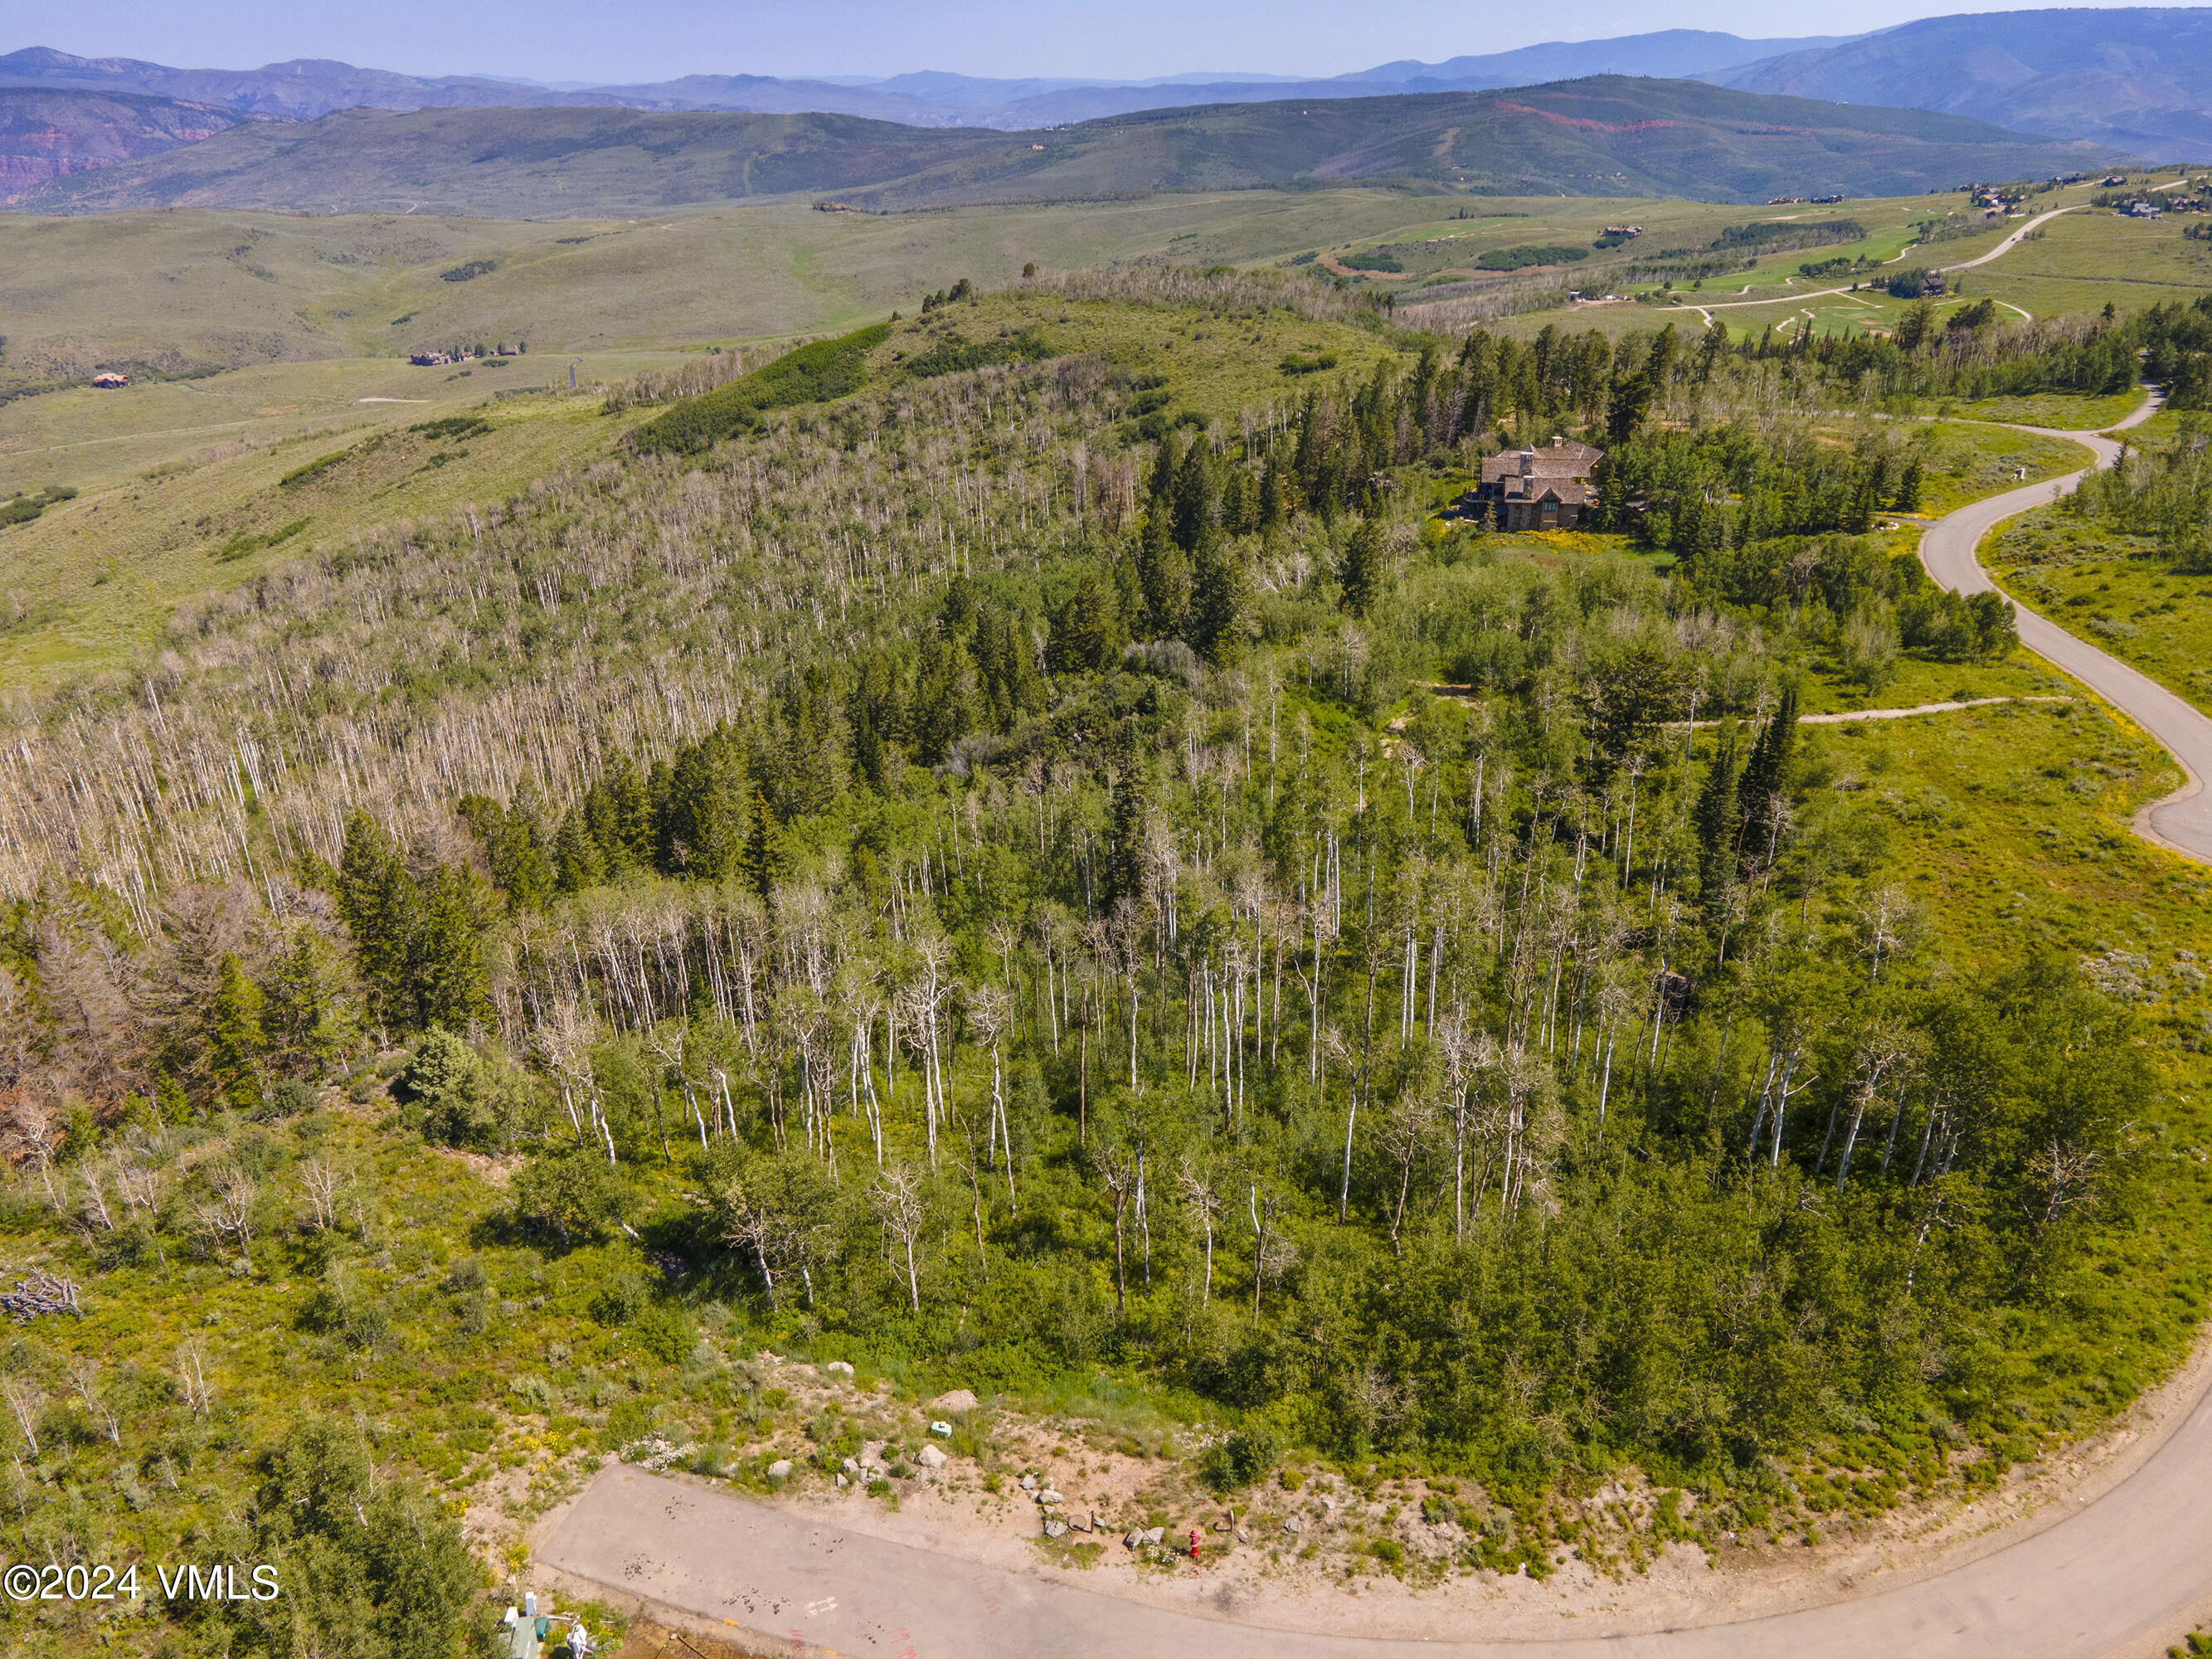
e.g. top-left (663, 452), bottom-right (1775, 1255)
top-left (0, 1379), bottom-right (40, 1456)
top-left (65, 1355), bottom-right (119, 1446)
top-left (298, 1156), bottom-right (343, 1231)
top-left (868, 1166), bottom-right (928, 1314)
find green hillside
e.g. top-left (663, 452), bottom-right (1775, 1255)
top-left (6, 77), bottom-right (2112, 217)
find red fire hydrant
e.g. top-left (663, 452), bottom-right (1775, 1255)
top-left (1189, 1528), bottom-right (1202, 1564)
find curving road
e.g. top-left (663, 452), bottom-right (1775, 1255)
top-left (1938, 204), bottom-right (2081, 273)
top-left (1916, 388), bottom-right (2212, 862)
top-left (541, 1335), bottom-right (2212, 1659)
top-left (534, 392), bottom-right (2212, 1658)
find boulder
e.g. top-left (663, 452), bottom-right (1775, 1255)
top-left (1123, 1530), bottom-right (1145, 1551)
top-left (929, 1389), bottom-right (980, 1413)
top-left (1043, 1519), bottom-right (1068, 1539)
top-left (1018, 1473), bottom-right (1038, 1491)
top-left (825, 1360), bottom-right (856, 1379)
top-left (1141, 1527), bottom-right (1164, 1547)
top-left (1283, 1515), bottom-right (1304, 1535)
top-left (1038, 1489), bottom-right (1062, 1506)
top-left (916, 1443), bottom-right (948, 1470)
top-left (841, 1457), bottom-right (860, 1477)
top-left (835, 1473), bottom-right (848, 1488)
top-left (766, 1460), bottom-right (794, 1482)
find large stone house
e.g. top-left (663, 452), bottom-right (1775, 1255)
top-left (1467, 435), bottom-right (1605, 531)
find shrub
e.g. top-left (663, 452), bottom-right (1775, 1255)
top-left (630, 1301), bottom-right (696, 1364)
top-left (1199, 1426), bottom-right (1281, 1492)
top-left (631, 324), bottom-right (890, 455)
top-left (1475, 245), bottom-right (1589, 271)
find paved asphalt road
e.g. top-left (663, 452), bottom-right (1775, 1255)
top-left (1915, 389), bottom-right (2212, 861)
top-left (540, 1359), bottom-right (2212, 1659)
top-left (536, 394), bottom-right (2212, 1657)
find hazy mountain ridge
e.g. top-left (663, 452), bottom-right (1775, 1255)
top-left (1712, 8), bottom-right (2212, 153)
top-left (0, 33), bottom-right (1854, 130)
top-left (0, 86), bottom-right (250, 200)
top-left (1, 77), bottom-right (2112, 218)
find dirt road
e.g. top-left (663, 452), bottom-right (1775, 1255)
top-left (537, 1382), bottom-right (2212, 1659)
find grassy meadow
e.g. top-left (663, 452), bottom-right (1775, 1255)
top-left (1986, 506), bottom-right (2212, 719)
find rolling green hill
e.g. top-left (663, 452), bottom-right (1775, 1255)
top-left (5, 77), bottom-right (2112, 217)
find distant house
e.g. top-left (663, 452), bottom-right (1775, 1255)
top-left (1811, 193), bottom-right (1845, 205)
top-left (90, 372), bottom-right (129, 389)
top-left (1465, 435), bottom-right (1604, 532)
top-left (410, 351), bottom-right (456, 367)
top-left (1602, 225), bottom-right (1642, 238)
top-left (2103, 173), bottom-right (2128, 187)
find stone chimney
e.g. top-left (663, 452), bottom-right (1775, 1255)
top-left (1519, 448), bottom-right (1535, 477)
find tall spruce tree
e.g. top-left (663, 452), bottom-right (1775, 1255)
top-left (337, 811), bottom-right (420, 1037)
top-left (1339, 518), bottom-right (1386, 618)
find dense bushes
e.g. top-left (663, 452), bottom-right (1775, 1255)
top-left (630, 323), bottom-right (890, 454)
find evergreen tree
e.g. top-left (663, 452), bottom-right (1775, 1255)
top-left (1693, 733), bottom-right (1742, 910)
top-left (411, 865), bottom-right (493, 1034)
top-left (1047, 570), bottom-right (1125, 674)
top-left (1894, 460), bottom-right (1924, 513)
top-left (260, 926), bottom-right (355, 1078)
top-left (552, 808), bottom-right (606, 894)
top-left (1607, 372), bottom-right (1654, 446)
top-left (210, 952), bottom-right (265, 1112)
top-left (1339, 518), bottom-right (1386, 618)
top-left (1135, 506), bottom-right (1189, 637)
top-left (1105, 733), bottom-right (1149, 910)
top-left (740, 788), bottom-right (780, 901)
top-left (1258, 451), bottom-right (1288, 528)
top-left (1187, 538), bottom-right (1249, 664)
top-left (337, 811), bottom-right (420, 1037)
top-left (1735, 684), bottom-right (1800, 868)
top-left (660, 729), bottom-right (749, 878)
top-left (1170, 439), bottom-right (1217, 553)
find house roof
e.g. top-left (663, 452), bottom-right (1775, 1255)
top-left (1479, 436), bottom-right (1604, 486)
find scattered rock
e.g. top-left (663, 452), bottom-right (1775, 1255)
top-left (1124, 1530), bottom-right (1145, 1550)
top-left (835, 1473), bottom-right (848, 1488)
top-left (841, 1457), bottom-right (859, 1477)
top-left (1038, 1489), bottom-right (1062, 1506)
top-left (1043, 1519), bottom-right (1067, 1539)
top-left (1235, 1528), bottom-right (1252, 1545)
top-left (1019, 1473), bottom-right (1038, 1491)
top-left (766, 1460), bottom-right (794, 1482)
top-left (916, 1443), bottom-right (948, 1470)
top-left (1284, 1515), bottom-right (1304, 1535)
top-left (928, 1420), bottom-right (953, 1438)
top-left (825, 1360), bottom-right (855, 1378)
top-left (929, 1389), bottom-right (980, 1413)
top-left (1142, 1527), bottom-right (1164, 1547)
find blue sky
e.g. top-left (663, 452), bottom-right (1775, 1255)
top-left (7, 0), bottom-right (2157, 83)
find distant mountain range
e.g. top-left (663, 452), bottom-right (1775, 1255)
top-left (0, 32), bottom-right (1854, 129)
top-left (1707, 7), bottom-right (2212, 154)
top-left (3, 12), bottom-right (2198, 212)
top-left (0, 86), bottom-right (251, 196)
top-left (1, 77), bottom-right (2109, 217)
